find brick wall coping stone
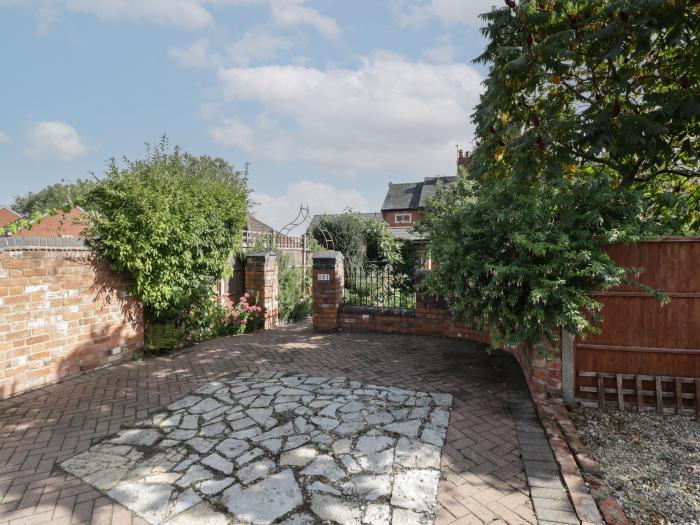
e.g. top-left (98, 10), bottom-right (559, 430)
top-left (0, 235), bottom-right (89, 250)
top-left (247, 251), bottom-right (277, 263)
top-left (312, 251), bottom-right (343, 266)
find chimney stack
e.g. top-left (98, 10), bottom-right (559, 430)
top-left (457, 149), bottom-right (472, 171)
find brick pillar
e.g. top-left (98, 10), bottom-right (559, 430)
top-left (312, 251), bottom-right (344, 331)
top-left (245, 252), bottom-right (278, 329)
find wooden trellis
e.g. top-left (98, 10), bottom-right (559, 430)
top-left (576, 371), bottom-right (700, 418)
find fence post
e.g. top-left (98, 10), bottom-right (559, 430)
top-left (312, 251), bottom-right (344, 331)
top-left (302, 234), bottom-right (308, 295)
top-left (561, 330), bottom-right (575, 404)
top-left (245, 251), bottom-right (279, 329)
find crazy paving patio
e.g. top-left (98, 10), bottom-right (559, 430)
top-left (0, 323), bottom-right (578, 525)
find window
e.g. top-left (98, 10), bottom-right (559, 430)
top-left (395, 213), bottom-right (412, 224)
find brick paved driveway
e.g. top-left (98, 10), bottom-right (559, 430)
top-left (0, 324), bottom-right (554, 524)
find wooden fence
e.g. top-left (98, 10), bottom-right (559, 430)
top-left (225, 232), bottom-right (313, 298)
top-left (574, 238), bottom-right (700, 414)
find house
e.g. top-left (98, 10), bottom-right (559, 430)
top-left (13, 208), bottom-right (86, 238)
top-left (0, 206), bottom-right (21, 228)
top-left (245, 215), bottom-right (276, 235)
top-left (308, 151), bottom-right (471, 265)
top-left (381, 176), bottom-right (457, 240)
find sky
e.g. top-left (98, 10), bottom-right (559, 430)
top-left (0, 0), bottom-right (495, 231)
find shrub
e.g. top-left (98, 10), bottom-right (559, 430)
top-left (310, 212), bottom-right (402, 268)
top-left (419, 173), bottom-right (663, 350)
top-left (86, 139), bottom-right (249, 323)
top-left (185, 293), bottom-right (266, 339)
top-left (145, 323), bottom-right (185, 352)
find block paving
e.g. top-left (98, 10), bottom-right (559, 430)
top-left (0, 323), bottom-right (574, 524)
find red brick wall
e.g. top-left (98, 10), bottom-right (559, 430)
top-left (382, 209), bottom-right (423, 228)
top-left (337, 297), bottom-right (489, 343)
top-left (244, 252), bottom-right (279, 329)
top-left (0, 240), bottom-right (143, 399)
top-left (312, 252), bottom-right (345, 331)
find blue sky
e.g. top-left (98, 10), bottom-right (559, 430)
top-left (0, 0), bottom-right (495, 230)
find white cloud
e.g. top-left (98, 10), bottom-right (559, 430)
top-left (268, 0), bottom-right (340, 40)
top-left (253, 180), bottom-right (370, 232)
top-left (24, 121), bottom-right (89, 160)
top-left (0, 130), bottom-right (10, 144)
top-left (394, 0), bottom-right (499, 27)
top-left (170, 38), bottom-right (222, 68)
top-left (226, 27), bottom-right (292, 66)
top-left (2, 0), bottom-right (339, 36)
top-left (171, 28), bottom-right (292, 69)
top-left (211, 53), bottom-right (483, 176)
top-left (423, 34), bottom-right (455, 63)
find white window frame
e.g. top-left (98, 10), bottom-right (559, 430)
top-left (394, 213), bottom-right (412, 224)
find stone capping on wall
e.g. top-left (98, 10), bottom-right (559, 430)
top-left (312, 250), bottom-right (344, 267)
top-left (339, 304), bottom-right (415, 318)
top-left (246, 251), bottom-right (277, 264)
top-left (0, 236), bottom-right (89, 251)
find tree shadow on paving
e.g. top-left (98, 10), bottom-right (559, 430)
top-left (0, 322), bottom-right (537, 524)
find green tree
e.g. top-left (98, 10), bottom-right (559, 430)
top-left (310, 212), bottom-right (400, 268)
top-left (12, 179), bottom-right (97, 215)
top-left (420, 0), bottom-right (694, 349)
top-left (86, 141), bottom-right (249, 322)
top-left (473, 0), bottom-right (699, 231)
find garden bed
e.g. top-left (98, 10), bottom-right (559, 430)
top-left (572, 408), bottom-right (699, 525)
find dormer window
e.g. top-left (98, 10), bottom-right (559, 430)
top-left (395, 213), bottom-right (412, 224)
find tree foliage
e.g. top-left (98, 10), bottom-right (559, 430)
top-left (310, 213), bottom-right (400, 267)
top-left (12, 179), bottom-right (97, 216)
top-left (473, 0), bottom-right (699, 231)
top-left (420, 0), bottom-right (695, 349)
top-left (86, 141), bottom-right (249, 321)
top-left (419, 173), bottom-right (662, 349)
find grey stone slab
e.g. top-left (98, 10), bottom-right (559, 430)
top-left (363, 504), bottom-right (390, 525)
top-left (532, 496), bottom-right (579, 512)
top-left (201, 453), bottom-right (234, 475)
top-left (394, 438), bottom-right (441, 469)
top-left (530, 487), bottom-right (571, 500)
top-left (391, 507), bottom-right (430, 524)
top-left (533, 507), bottom-right (580, 524)
top-left (301, 455), bottom-right (345, 481)
top-left (196, 477), bottom-right (235, 496)
top-left (383, 419), bottom-right (422, 438)
top-left (351, 474), bottom-right (391, 501)
top-left (215, 438), bottom-right (249, 460)
top-left (176, 464), bottom-right (214, 487)
top-left (221, 469), bottom-right (303, 524)
top-left (310, 494), bottom-right (362, 525)
top-left (356, 434), bottom-right (395, 456)
top-left (391, 469), bottom-right (440, 513)
top-left (110, 429), bottom-right (162, 447)
top-left (164, 502), bottom-right (228, 525)
top-left (107, 483), bottom-right (174, 524)
top-left (280, 445), bottom-right (317, 467)
top-left (237, 458), bottom-right (274, 484)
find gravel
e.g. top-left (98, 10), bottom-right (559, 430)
top-left (572, 408), bottom-right (700, 525)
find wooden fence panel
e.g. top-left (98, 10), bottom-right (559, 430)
top-left (575, 238), bottom-right (700, 411)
